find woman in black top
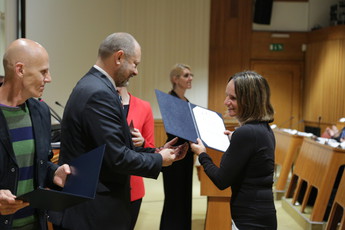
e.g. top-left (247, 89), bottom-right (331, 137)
top-left (191, 71), bottom-right (277, 229)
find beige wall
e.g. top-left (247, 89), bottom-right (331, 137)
top-left (25, 0), bottom-right (210, 120)
top-left (0, 0), bottom-right (17, 76)
top-left (1, 0), bottom-right (337, 119)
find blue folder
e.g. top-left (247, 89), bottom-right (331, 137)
top-left (17, 145), bottom-right (105, 211)
top-left (155, 89), bottom-right (198, 143)
top-left (155, 89), bottom-right (229, 152)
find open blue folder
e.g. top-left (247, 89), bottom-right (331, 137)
top-left (16, 145), bottom-right (105, 211)
top-left (155, 89), bottom-right (230, 152)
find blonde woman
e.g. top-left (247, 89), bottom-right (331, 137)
top-left (160, 64), bottom-right (194, 230)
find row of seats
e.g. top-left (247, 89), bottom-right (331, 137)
top-left (274, 129), bottom-right (345, 229)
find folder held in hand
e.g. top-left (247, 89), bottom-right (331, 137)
top-left (16, 145), bottom-right (105, 211)
top-left (155, 89), bottom-right (230, 152)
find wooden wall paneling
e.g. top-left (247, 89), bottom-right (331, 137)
top-left (251, 61), bottom-right (303, 130)
top-left (306, 25), bottom-right (345, 43)
top-left (334, 40), bottom-right (345, 120)
top-left (303, 42), bottom-right (324, 124)
top-left (251, 31), bottom-right (307, 61)
top-left (154, 119), bottom-right (167, 147)
top-left (250, 31), bottom-right (306, 130)
top-left (303, 26), bottom-right (345, 127)
top-left (251, 31), bottom-right (307, 130)
top-left (208, 0), bottom-right (252, 115)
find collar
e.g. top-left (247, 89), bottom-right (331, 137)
top-left (93, 65), bottom-right (116, 88)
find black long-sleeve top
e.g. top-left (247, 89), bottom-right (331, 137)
top-left (199, 121), bottom-right (275, 207)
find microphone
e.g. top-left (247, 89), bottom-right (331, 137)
top-left (47, 103), bottom-right (62, 123)
top-left (50, 107), bottom-right (62, 123)
top-left (318, 116), bottom-right (322, 127)
top-left (38, 98), bottom-right (62, 122)
top-left (278, 116), bottom-right (294, 128)
top-left (290, 119), bottom-right (304, 129)
top-left (55, 101), bottom-right (65, 109)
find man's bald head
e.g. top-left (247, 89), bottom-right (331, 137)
top-left (1, 38), bottom-right (51, 102)
top-left (3, 39), bottom-right (48, 78)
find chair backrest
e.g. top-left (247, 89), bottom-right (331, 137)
top-left (325, 169), bottom-right (345, 230)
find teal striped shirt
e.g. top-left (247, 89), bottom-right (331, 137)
top-left (1, 103), bottom-right (38, 229)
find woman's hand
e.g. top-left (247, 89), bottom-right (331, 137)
top-left (131, 128), bottom-right (145, 147)
top-left (190, 138), bottom-right (206, 156)
top-left (224, 130), bottom-right (233, 140)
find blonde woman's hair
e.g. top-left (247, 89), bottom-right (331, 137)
top-left (169, 63), bottom-right (191, 89)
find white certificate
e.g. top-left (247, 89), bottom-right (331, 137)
top-left (192, 106), bottom-right (230, 152)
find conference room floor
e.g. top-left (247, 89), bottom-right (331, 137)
top-left (134, 167), bottom-right (304, 230)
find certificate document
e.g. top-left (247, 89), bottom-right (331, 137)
top-left (155, 89), bottom-right (230, 152)
top-left (192, 106), bottom-right (230, 152)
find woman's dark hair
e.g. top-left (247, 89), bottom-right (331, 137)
top-left (228, 71), bottom-right (274, 124)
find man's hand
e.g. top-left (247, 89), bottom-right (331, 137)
top-left (131, 128), bottom-right (145, 147)
top-left (0, 190), bottom-right (29, 215)
top-left (159, 142), bottom-right (189, 166)
top-left (159, 148), bottom-right (176, 167)
top-left (53, 164), bottom-right (71, 187)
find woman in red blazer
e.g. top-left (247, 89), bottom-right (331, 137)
top-left (117, 86), bottom-right (155, 230)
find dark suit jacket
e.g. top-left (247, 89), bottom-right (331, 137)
top-left (56, 67), bottom-right (162, 230)
top-left (0, 98), bottom-right (58, 230)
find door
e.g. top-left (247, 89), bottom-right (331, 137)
top-left (251, 61), bottom-right (303, 130)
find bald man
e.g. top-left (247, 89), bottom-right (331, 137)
top-left (0, 39), bottom-right (71, 230)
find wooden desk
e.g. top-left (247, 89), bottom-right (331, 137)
top-left (285, 138), bottom-right (345, 222)
top-left (200, 148), bottom-right (232, 230)
top-left (51, 148), bottom-right (60, 164)
top-left (274, 129), bottom-right (304, 192)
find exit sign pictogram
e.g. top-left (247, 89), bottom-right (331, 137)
top-left (270, 43), bottom-right (284, 51)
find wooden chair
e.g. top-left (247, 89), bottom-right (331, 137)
top-left (325, 170), bottom-right (345, 230)
top-left (51, 148), bottom-right (60, 164)
top-left (274, 129), bottom-right (303, 192)
top-left (285, 137), bottom-right (345, 222)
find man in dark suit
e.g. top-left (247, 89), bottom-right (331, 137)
top-left (52, 32), bottom-right (187, 230)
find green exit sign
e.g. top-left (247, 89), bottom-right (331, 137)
top-left (270, 43), bottom-right (284, 51)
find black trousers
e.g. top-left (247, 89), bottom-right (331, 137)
top-left (160, 151), bottom-right (194, 230)
top-left (129, 198), bottom-right (142, 230)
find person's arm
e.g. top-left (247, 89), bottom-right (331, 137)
top-left (191, 127), bottom-right (255, 190)
top-left (81, 90), bottom-right (184, 177)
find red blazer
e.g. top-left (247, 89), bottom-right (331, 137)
top-left (127, 93), bottom-right (155, 201)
